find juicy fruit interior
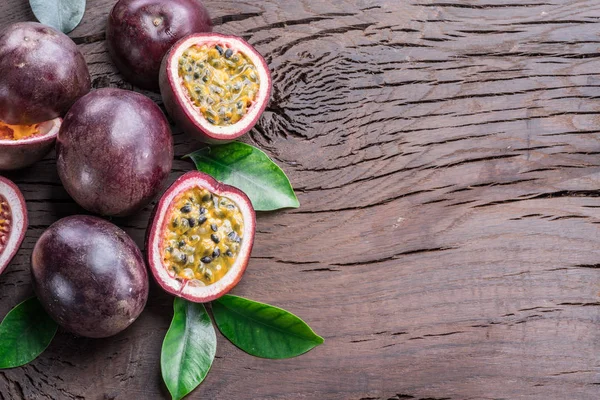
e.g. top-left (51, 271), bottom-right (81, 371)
top-left (0, 121), bottom-right (40, 140)
top-left (179, 44), bottom-right (260, 126)
top-left (162, 187), bottom-right (244, 286)
top-left (0, 195), bottom-right (11, 253)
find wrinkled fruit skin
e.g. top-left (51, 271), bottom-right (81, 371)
top-left (107, 0), bottom-right (212, 90)
top-left (56, 88), bottom-right (173, 217)
top-left (147, 171), bottom-right (256, 302)
top-left (31, 215), bottom-right (148, 338)
top-left (0, 118), bottom-right (61, 171)
top-left (0, 176), bottom-right (27, 275)
top-left (0, 22), bottom-right (91, 125)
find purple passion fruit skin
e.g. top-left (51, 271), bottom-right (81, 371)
top-left (0, 22), bottom-right (91, 125)
top-left (32, 215), bottom-right (148, 338)
top-left (107, 0), bottom-right (212, 90)
top-left (56, 88), bottom-right (174, 217)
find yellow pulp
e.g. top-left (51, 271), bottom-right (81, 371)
top-left (162, 187), bottom-right (244, 285)
top-left (0, 196), bottom-right (10, 250)
top-left (178, 44), bottom-right (260, 126)
top-left (0, 122), bottom-right (40, 140)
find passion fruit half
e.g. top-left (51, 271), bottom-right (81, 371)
top-left (0, 22), bottom-right (90, 125)
top-left (107, 0), bottom-right (212, 90)
top-left (147, 171), bottom-right (255, 302)
top-left (56, 88), bottom-right (174, 217)
top-left (0, 117), bottom-right (61, 170)
top-left (160, 33), bottom-right (272, 143)
top-left (31, 215), bottom-right (149, 338)
top-left (0, 177), bottom-right (27, 275)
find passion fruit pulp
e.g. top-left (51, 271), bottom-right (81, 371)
top-left (0, 118), bottom-right (61, 171)
top-left (56, 88), bottom-right (174, 217)
top-left (160, 33), bottom-right (272, 143)
top-left (107, 0), bottom-right (212, 90)
top-left (31, 215), bottom-right (148, 338)
top-left (0, 177), bottom-right (27, 275)
top-left (147, 171), bottom-right (255, 302)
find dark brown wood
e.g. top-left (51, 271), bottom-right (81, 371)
top-left (1, 0), bottom-right (600, 398)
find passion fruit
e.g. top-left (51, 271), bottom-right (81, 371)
top-left (0, 117), bottom-right (61, 170)
top-left (0, 22), bottom-right (90, 125)
top-left (0, 177), bottom-right (27, 275)
top-left (56, 88), bottom-right (173, 217)
top-left (160, 33), bottom-right (272, 143)
top-left (31, 215), bottom-right (148, 338)
top-left (0, 22), bottom-right (90, 169)
top-left (147, 171), bottom-right (255, 302)
top-left (107, 0), bottom-right (212, 90)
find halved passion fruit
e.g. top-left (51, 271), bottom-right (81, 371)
top-left (147, 171), bottom-right (255, 302)
top-left (0, 118), bottom-right (61, 170)
top-left (0, 176), bottom-right (27, 275)
top-left (160, 33), bottom-right (272, 143)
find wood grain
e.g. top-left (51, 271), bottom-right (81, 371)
top-left (1, 0), bottom-right (600, 399)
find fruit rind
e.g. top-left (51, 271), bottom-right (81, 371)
top-left (147, 171), bottom-right (256, 302)
top-left (0, 118), bottom-right (61, 171)
top-left (160, 33), bottom-right (272, 143)
top-left (0, 177), bottom-right (27, 275)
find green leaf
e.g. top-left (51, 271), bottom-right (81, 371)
top-left (161, 298), bottom-right (217, 400)
top-left (0, 297), bottom-right (58, 369)
top-left (186, 142), bottom-right (300, 211)
top-left (30, 0), bottom-right (87, 34)
top-left (212, 295), bottom-right (323, 359)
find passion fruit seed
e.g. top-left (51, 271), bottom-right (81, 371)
top-left (162, 187), bottom-right (244, 285)
top-left (0, 122), bottom-right (40, 140)
top-left (0, 195), bottom-right (11, 251)
top-left (179, 44), bottom-right (260, 126)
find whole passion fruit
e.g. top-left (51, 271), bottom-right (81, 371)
top-left (0, 22), bottom-right (90, 170)
top-left (147, 171), bottom-right (255, 302)
top-left (160, 33), bottom-right (272, 143)
top-left (31, 215), bottom-right (148, 338)
top-left (0, 177), bottom-right (27, 275)
top-left (0, 117), bottom-right (61, 170)
top-left (56, 88), bottom-right (173, 217)
top-left (0, 22), bottom-right (90, 125)
top-left (107, 0), bottom-right (212, 90)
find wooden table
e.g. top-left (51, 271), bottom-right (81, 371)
top-left (2, 0), bottom-right (600, 399)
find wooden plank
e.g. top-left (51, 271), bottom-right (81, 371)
top-left (1, 0), bottom-right (600, 399)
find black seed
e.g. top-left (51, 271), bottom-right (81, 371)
top-left (188, 218), bottom-right (197, 227)
top-left (166, 247), bottom-right (173, 253)
top-left (198, 216), bottom-right (208, 225)
top-left (180, 204), bottom-right (192, 213)
top-left (237, 101), bottom-right (243, 109)
top-left (178, 240), bottom-right (186, 248)
top-left (226, 204), bottom-right (235, 210)
top-left (227, 231), bottom-right (238, 241)
top-left (225, 250), bottom-right (233, 257)
top-left (180, 218), bottom-right (189, 228)
top-left (199, 207), bottom-right (207, 214)
top-left (211, 234), bottom-right (220, 244)
top-left (180, 253), bottom-right (188, 263)
top-left (202, 75), bottom-right (209, 83)
top-left (172, 218), bottom-right (179, 228)
top-left (201, 256), bottom-right (212, 264)
top-left (207, 117), bottom-right (216, 124)
top-left (212, 248), bottom-right (221, 258)
top-left (193, 72), bottom-right (200, 79)
top-left (215, 45), bottom-right (224, 55)
top-left (225, 49), bottom-right (233, 58)
top-left (211, 223), bottom-right (218, 232)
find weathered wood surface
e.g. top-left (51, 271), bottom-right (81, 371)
top-left (2, 0), bottom-right (600, 398)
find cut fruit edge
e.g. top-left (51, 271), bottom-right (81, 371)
top-left (164, 33), bottom-right (272, 140)
top-left (0, 177), bottom-right (28, 274)
top-left (0, 117), bottom-right (61, 146)
top-left (147, 171), bottom-right (255, 302)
